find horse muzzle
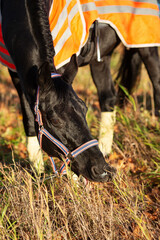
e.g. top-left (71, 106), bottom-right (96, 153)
top-left (86, 164), bottom-right (116, 182)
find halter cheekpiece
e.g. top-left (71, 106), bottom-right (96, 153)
top-left (34, 73), bottom-right (98, 175)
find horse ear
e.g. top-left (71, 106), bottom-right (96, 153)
top-left (38, 62), bottom-right (51, 87)
top-left (62, 54), bottom-right (78, 85)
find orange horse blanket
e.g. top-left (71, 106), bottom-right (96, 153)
top-left (50, 0), bottom-right (160, 68)
top-left (0, 0), bottom-right (160, 71)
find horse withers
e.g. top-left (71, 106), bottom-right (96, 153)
top-left (0, 0), bottom-right (115, 182)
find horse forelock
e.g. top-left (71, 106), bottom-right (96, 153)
top-left (41, 77), bottom-right (70, 107)
top-left (54, 77), bottom-right (70, 103)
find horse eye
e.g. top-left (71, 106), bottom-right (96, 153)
top-left (46, 111), bottom-right (61, 127)
top-left (50, 118), bottom-right (62, 127)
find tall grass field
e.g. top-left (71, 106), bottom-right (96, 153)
top-left (0, 48), bottom-right (160, 240)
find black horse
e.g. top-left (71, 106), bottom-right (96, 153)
top-left (59, 21), bottom-right (160, 156)
top-left (0, 0), bottom-right (115, 182)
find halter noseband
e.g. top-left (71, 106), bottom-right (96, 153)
top-left (34, 73), bottom-right (98, 175)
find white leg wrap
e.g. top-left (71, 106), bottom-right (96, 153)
top-left (99, 111), bottom-right (116, 156)
top-left (26, 136), bottom-right (44, 174)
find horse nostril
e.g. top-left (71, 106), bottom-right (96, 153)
top-left (91, 165), bottom-right (116, 180)
top-left (91, 166), bottom-right (100, 177)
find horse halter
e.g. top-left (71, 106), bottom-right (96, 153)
top-left (34, 73), bottom-right (98, 175)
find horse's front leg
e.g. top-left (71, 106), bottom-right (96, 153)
top-left (9, 70), bottom-right (44, 175)
top-left (90, 56), bottom-right (117, 156)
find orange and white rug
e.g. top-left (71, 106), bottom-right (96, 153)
top-left (50, 0), bottom-right (160, 68)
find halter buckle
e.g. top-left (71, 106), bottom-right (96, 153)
top-left (39, 125), bottom-right (44, 130)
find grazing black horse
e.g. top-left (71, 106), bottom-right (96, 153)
top-left (59, 22), bottom-right (160, 156)
top-left (0, 0), bottom-right (115, 182)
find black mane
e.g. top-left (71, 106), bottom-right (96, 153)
top-left (25, 0), bottom-right (55, 71)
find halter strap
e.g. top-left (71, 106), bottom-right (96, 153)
top-left (34, 73), bottom-right (98, 175)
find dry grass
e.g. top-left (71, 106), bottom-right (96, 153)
top-left (0, 145), bottom-right (159, 240)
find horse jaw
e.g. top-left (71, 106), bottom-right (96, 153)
top-left (98, 110), bottom-right (116, 156)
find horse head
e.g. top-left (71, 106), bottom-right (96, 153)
top-left (35, 60), bottom-right (116, 182)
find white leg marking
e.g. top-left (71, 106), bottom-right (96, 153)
top-left (99, 111), bottom-right (116, 156)
top-left (26, 136), bottom-right (44, 174)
